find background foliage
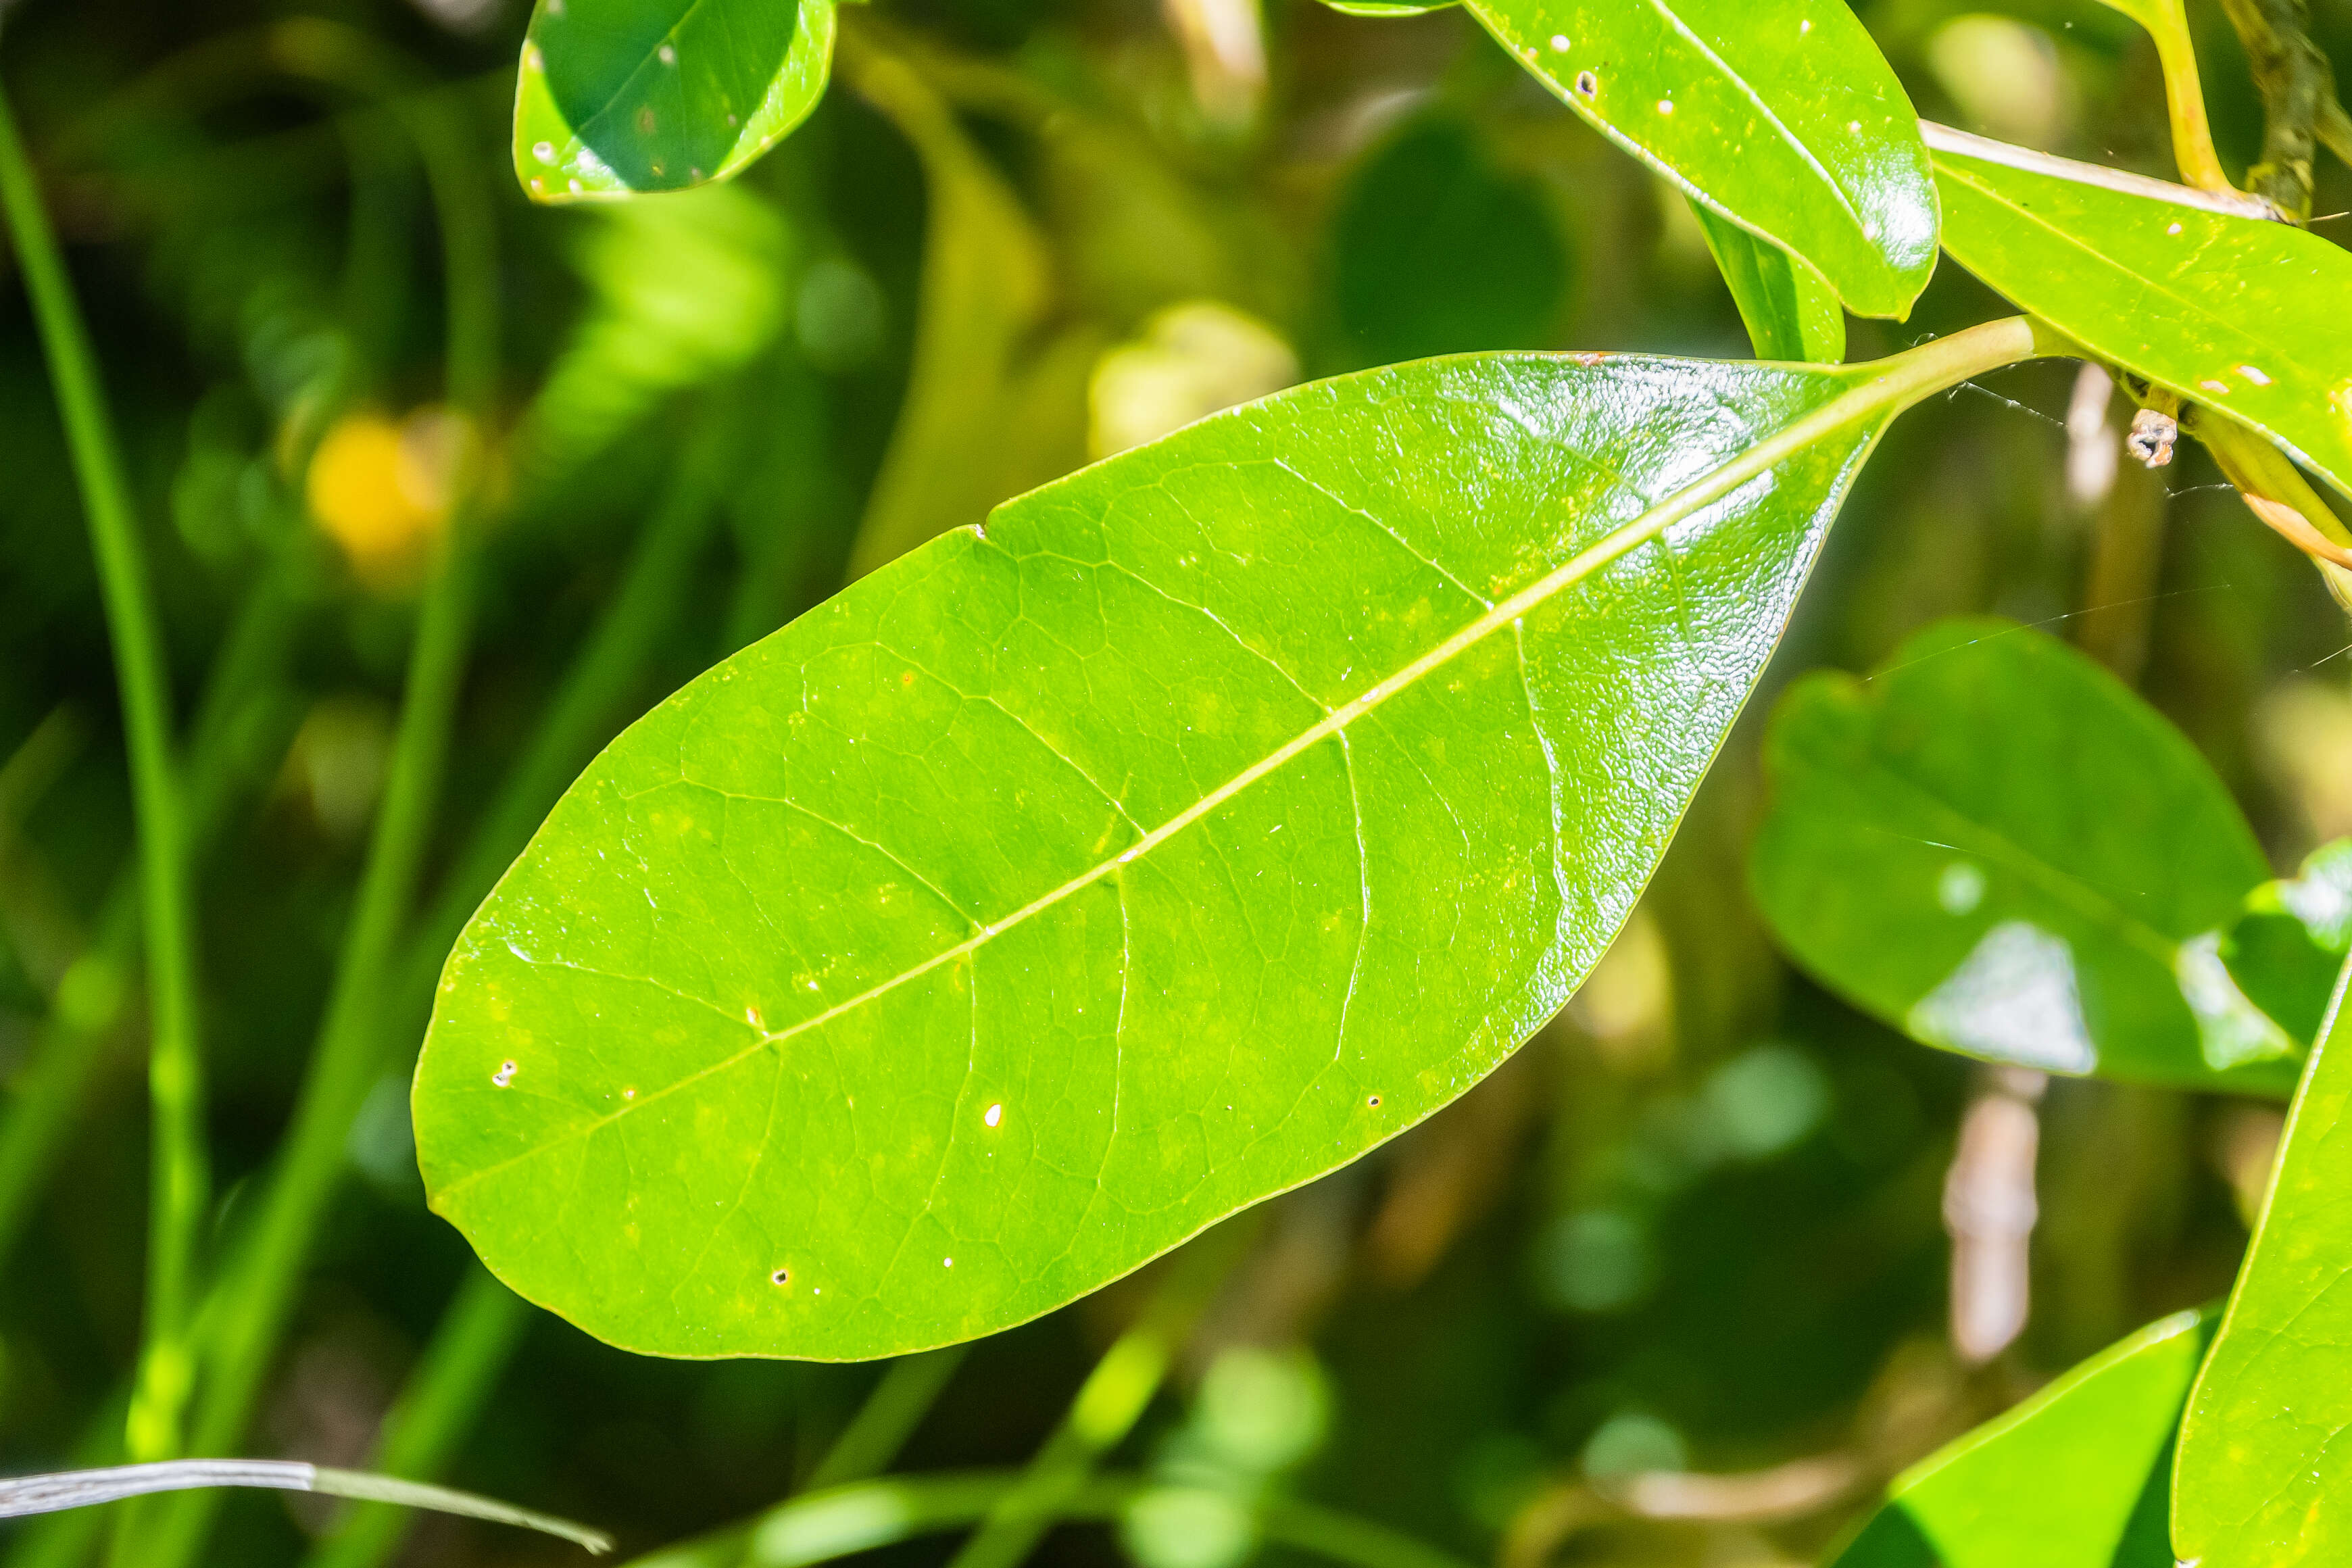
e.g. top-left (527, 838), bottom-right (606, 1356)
top-left (4, 0), bottom-right (2352, 1563)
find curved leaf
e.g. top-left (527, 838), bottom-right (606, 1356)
top-left (1460, 0), bottom-right (1938, 318)
top-left (1750, 618), bottom-right (2297, 1093)
top-left (2221, 837), bottom-right (2352, 1046)
top-left (1932, 137), bottom-right (2352, 495)
top-left (1834, 1310), bottom-right (2211, 1567)
top-left (513, 0), bottom-right (835, 203)
top-left (414, 351), bottom-right (1910, 1360)
top-left (1688, 197), bottom-right (1845, 362)
top-left (2178, 953), bottom-right (2352, 1564)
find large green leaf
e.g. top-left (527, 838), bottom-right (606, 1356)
top-left (1750, 618), bottom-right (2298, 1094)
top-left (1458, 0), bottom-right (1937, 318)
top-left (1834, 1310), bottom-right (2211, 1567)
top-left (1933, 139), bottom-right (2352, 495)
top-left (2176, 954), bottom-right (2352, 1565)
top-left (513, 0), bottom-right (835, 203)
top-left (414, 351), bottom-right (1909, 1360)
top-left (2222, 838), bottom-right (2352, 1046)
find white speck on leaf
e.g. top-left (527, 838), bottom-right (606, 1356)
top-left (493, 1060), bottom-right (517, 1087)
top-left (658, 42), bottom-right (677, 64)
top-left (985, 1103), bottom-right (1004, 1127)
top-left (1549, 33), bottom-right (1569, 50)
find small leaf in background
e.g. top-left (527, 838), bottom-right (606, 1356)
top-left (513, 0), bottom-right (835, 202)
top-left (415, 351), bottom-right (1900, 1361)
top-left (2178, 956), bottom-right (2352, 1566)
top-left (520, 182), bottom-right (795, 482)
top-left (1687, 197), bottom-right (1844, 362)
top-left (1751, 617), bottom-right (2299, 1093)
top-left (1934, 144), bottom-right (2352, 496)
top-left (837, 42), bottom-right (1089, 578)
top-left (1330, 118), bottom-right (1569, 367)
top-left (1457, 0), bottom-right (1937, 318)
top-left (2223, 838), bottom-right (2352, 1045)
top-left (1834, 1309), bottom-right (2211, 1567)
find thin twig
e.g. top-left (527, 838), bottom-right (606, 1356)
top-left (0, 1460), bottom-right (609, 1555)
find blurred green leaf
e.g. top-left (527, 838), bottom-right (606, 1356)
top-left (1320, 0), bottom-right (1457, 12)
top-left (1751, 617), bottom-right (2299, 1093)
top-left (2222, 838), bottom-right (2352, 1046)
top-left (2178, 955), bottom-right (2352, 1564)
top-left (838, 41), bottom-right (1092, 578)
top-left (512, 0), bottom-right (835, 203)
top-left (1834, 1309), bottom-right (2211, 1567)
top-left (1688, 197), bottom-right (1845, 362)
top-left (1330, 118), bottom-right (1568, 366)
top-left (1933, 141), bottom-right (2352, 496)
top-left (1458, 0), bottom-right (1938, 318)
top-left (415, 350), bottom-right (1903, 1361)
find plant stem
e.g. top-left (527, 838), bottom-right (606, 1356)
top-left (2133, 0), bottom-right (2233, 191)
top-left (610, 1338), bottom-right (973, 1568)
top-left (0, 72), bottom-right (211, 1466)
top-left (0, 563), bottom-right (302, 1283)
top-left (806, 1348), bottom-right (972, 1493)
top-left (2212, 0), bottom-right (2343, 217)
top-left (135, 33), bottom-right (499, 1567)
top-left (145, 533), bottom-right (480, 1568)
top-left (946, 1224), bottom-right (1250, 1568)
top-left (295, 431), bottom-right (734, 1568)
top-left (631, 1470), bottom-right (1478, 1568)
top-left (300, 1268), bottom-right (533, 1568)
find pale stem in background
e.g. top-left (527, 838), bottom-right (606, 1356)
top-left (1945, 1067), bottom-right (2047, 1365)
top-left (1161, 0), bottom-right (1266, 128)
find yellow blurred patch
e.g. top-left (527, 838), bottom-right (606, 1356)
top-left (306, 408), bottom-right (471, 588)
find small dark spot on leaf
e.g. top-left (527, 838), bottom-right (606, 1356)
top-left (1367, 1094), bottom-right (1381, 1107)
top-left (637, 106), bottom-right (658, 136)
top-left (1574, 70), bottom-right (1598, 97)
top-left (493, 1060), bottom-right (517, 1087)
top-left (771, 1268), bottom-right (789, 1285)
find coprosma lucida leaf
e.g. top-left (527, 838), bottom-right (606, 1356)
top-left (1933, 136), bottom-right (2352, 497)
top-left (1752, 618), bottom-right (2299, 1095)
top-left (513, 0), bottom-right (835, 203)
top-left (1327, 0), bottom-right (1938, 319)
top-left (2177, 953), bottom-right (2352, 1566)
top-left (414, 349), bottom-right (1936, 1360)
top-left (1834, 1309), bottom-right (2211, 1567)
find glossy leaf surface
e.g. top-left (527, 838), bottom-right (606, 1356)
top-left (1751, 618), bottom-right (2297, 1093)
top-left (1690, 197), bottom-right (1844, 362)
top-left (1834, 1310), bottom-right (2209, 1567)
top-left (513, 0), bottom-right (835, 203)
top-left (1460, 0), bottom-right (1936, 318)
top-left (1934, 145), bottom-right (2352, 494)
top-left (2178, 955), bottom-right (2352, 1563)
top-left (2222, 837), bottom-right (2352, 1046)
top-left (415, 352), bottom-right (1896, 1360)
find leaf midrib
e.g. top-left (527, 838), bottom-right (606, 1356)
top-left (434, 366), bottom-right (1902, 1205)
